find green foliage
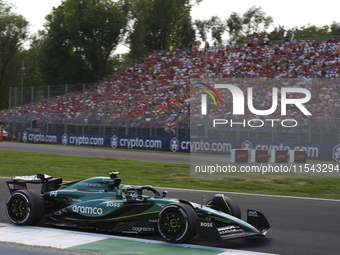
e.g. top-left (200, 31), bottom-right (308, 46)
top-left (242, 6), bottom-right (273, 36)
top-left (292, 24), bottom-right (332, 39)
top-left (226, 12), bottom-right (243, 39)
top-left (19, 36), bottom-right (43, 88)
top-left (195, 16), bottom-right (225, 46)
top-left (39, 0), bottom-right (129, 85)
top-left (176, 12), bottom-right (196, 48)
top-left (0, 0), bottom-right (29, 109)
top-left (266, 22), bottom-right (340, 42)
top-left (193, 19), bottom-right (207, 42)
top-left (225, 6), bottom-right (274, 41)
top-left (226, 6), bottom-right (340, 43)
top-left (196, 6), bottom-right (274, 44)
top-left (127, 0), bottom-right (196, 61)
top-left (330, 21), bottom-right (340, 35)
top-left (267, 25), bottom-right (286, 41)
top-left (210, 16), bottom-right (226, 46)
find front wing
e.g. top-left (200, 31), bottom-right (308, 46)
top-left (196, 209), bottom-right (270, 240)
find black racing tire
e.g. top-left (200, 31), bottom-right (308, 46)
top-left (158, 203), bottom-right (196, 243)
top-left (6, 189), bottom-right (44, 226)
top-left (206, 194), bottom-right (241, 219)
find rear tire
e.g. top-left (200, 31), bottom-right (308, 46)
top-left (206, 194), bottom-right (241, 219)
top-left (158, 203), bottom-right (196, 243)
top-left (6, 189), bottom-right (44, 225)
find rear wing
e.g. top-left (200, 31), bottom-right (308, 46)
top-left (6, 173), bottom-right (63, 194)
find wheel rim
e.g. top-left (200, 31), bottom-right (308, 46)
top-left (9, 197), bottom-right (28, 220)
top-left (161, 212), bottom-right (184, 236)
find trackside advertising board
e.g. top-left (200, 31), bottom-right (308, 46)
top-left (20, 131), bottom-right (340, 162)
top-left (19, 131), bottom-right (189, 153)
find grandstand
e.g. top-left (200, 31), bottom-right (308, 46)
top-left (0, 36), bottom-right (340, 143)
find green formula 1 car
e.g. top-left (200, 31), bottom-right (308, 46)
top-left (6, 172), bottom-right (270, 243)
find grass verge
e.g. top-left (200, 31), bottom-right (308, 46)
top-left (0, 151), bottom-right (339, 200)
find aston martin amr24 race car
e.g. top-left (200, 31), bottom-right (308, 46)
top-left (6, 172), bottom-right (270, 243)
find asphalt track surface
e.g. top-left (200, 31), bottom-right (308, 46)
top-left (1, 142), bottom-right (340, 255)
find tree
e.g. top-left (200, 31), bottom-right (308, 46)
top-left (242, 6), bottom-right (273, 36)
top-left (330, 21), bottom-right (340, 36)
top-left (173, 11), bottom-right (196, 48)
top-left (126, 0), bottom-right (151, 60)
top-left (267, 25), bottom-right (286, 41)
top-left (226, 6), bottom-right (273, 41)
top-left (39, 5), bottom-right (86, 85)
top-left (195, 16), bottom-right (226, 46)
top-left (19, 36), bottom-right (43, 88)
top-left (291, 24), bottom-right (330, 39)
top-left (127, 0), bottom-right (198, 61)
top-left (226, 12), bottom-right (243, 40)
top-left (194, 18), bottom-right (209, 42)
top-left (39, 0), bottom-right (129, 85)
top-left (210, 16), bottom-right (226, 46)
top-left (0, 1), bottom-right (29, 110)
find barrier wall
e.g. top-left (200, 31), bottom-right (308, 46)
top-left (19, 131), bottom-right (189, 153)
top-left (20, 131), bottom-right (340, 162)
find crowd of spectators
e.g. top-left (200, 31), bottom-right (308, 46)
top-left (1, 37), bottom-right (340, 132)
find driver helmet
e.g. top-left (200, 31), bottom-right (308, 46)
top-left (122, 185), bottom-right (137, 197)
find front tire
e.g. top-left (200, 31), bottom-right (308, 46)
top-left (206, 194), bottom-right (241, 219)
top-left (6, 189), bottom-right (44, 225)
top-left (158, 203), bottom-right (196, 243)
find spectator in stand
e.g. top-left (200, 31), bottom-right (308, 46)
top-left (2, 36), bottom-right (340, 126)
top-left (253, 36), bottom-right (258, 47)
top-left (196, 41), bottom-right (201, 50)
top-left (264, 35), bottom-right (270, 45)
top-left (192, 43), bottom-right (196, 53)
top-left (230, 39), bottom-right (236, 48)
top-left (244, 37), bottom-right (248, 48)
top-left (247, 36), bottom-right (253, 47)
top-left (188, 41), bottom-right (193, 51)
top-left (260, 37), bottom-right (264, 46)
top-left (284, 33), bottom-right (290, 45)
top-left (204, 41), bottom-right (210, 50)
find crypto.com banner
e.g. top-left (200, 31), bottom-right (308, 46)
top-left (190, 78), bottom-right (340, 178)
top-left (19, 130), bottom-right (340, 162)
top-left (19, 131), bottom-right (189, 153)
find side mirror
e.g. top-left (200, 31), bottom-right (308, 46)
top-left (162, 191), bottom-right (168, 197)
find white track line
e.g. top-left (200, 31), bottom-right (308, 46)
top-left (0, 223), bottom-right (106, 249)
top-left (0, 223), bottom-right (277, 255)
